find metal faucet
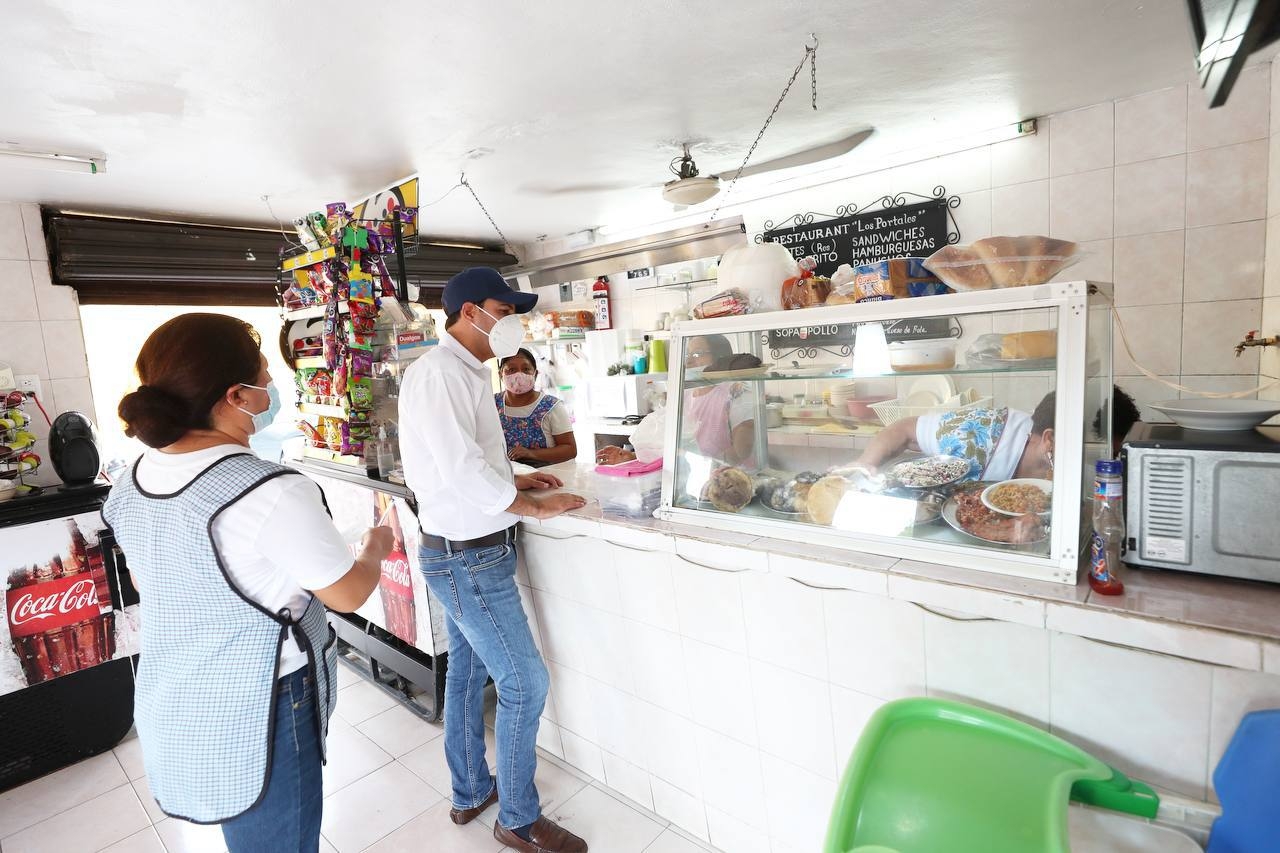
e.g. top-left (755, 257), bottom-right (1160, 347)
top-left (1234, 330), bottom-right (1280, 357)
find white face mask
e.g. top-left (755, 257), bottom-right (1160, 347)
top-left (474, 306), bottom-right (524, 359)
top-left (235, 382), bottom-right (278, 435)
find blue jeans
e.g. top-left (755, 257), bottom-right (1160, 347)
top-left (221, 667), bottom-right (323, 852)
top-left (418, 538), bottom-right (548, 830)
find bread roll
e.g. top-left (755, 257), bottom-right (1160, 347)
top-left (923, 245), bottom-right (995, 291)
top-left (706, 467), bottom-right (754, 512)
top-left (806, 476), bottom-right (849, 526)
top-left (1001, 330), bottom-right (1057, 360)
top-left (972, 237), bottom-right (1027, 287)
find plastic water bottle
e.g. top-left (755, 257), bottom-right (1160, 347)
top-left (1088, 459), bottom-right (1125, 595)
top-left (375, 425), bottom-right (396, 480)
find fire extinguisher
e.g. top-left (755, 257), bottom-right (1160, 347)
top-left (592, 276), bottom-right (612, 330)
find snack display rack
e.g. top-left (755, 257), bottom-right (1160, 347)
top-left (659, 281), bottom-right (1114, 585)
top-left (277, 204), bottom-right (419, 474)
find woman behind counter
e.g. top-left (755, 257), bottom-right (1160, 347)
top-left (595, 333), bottom-right (756, 467)
top-left (856, 386), bottom-right (1140, 481)
top-left (497, 348), bottom-right (577, 466)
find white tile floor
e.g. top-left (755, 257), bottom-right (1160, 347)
top-left (0, 661), bottom-right (716, 853)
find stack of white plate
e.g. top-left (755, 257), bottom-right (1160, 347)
top-left (828, 381), bottom-right (860, 408)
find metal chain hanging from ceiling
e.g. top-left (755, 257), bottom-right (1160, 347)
top-left (459, 173), bottom-right (513, 252)
top-left (708, 34), bottom-right (819, 224)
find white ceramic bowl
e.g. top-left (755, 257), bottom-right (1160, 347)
top-left (888, 340), bottom-right (957, 372)
top-left (1149, 399), bottom-right (1280, 432)
top-left (981, 478), bottom-right (1053, 516)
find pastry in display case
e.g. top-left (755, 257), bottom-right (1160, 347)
top-left (657, 280), bottom-right (1113, 584)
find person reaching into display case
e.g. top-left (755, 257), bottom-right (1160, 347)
top-left (102, 313), bottom-right (394, 853)
top-left (595, 333), bottom-right (757, 467)
top-left (497, 348), bottom-right (577, 466)
top-left (855, 386), bottom-right (1140, 482)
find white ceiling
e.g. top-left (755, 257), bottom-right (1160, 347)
top-left (0, 1), bottom-right (1212, 248)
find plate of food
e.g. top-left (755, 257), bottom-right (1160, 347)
top-left (888, 455), bottom-right (971, 489)
top-left (941, 484), bottom-right (1048, 545)
top-left (981, 478), bottom-right (1053, 517)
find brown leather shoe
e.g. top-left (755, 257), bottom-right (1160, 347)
top-left (494, 816), bottom-right (588, 852)
top-left (449, 786), bottom-right (498, 825)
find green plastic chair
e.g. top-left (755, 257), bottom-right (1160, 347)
top-left (824, 698), bottom-right (1159, 853)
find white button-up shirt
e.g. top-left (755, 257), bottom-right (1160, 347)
top-left (399, 331), bottom-right (519, 539)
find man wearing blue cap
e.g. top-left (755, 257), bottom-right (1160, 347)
top-left (398, 267), bottom-right (588, 852)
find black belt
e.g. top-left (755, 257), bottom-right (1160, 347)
top-left (419, 525), bottom-right (517, 554)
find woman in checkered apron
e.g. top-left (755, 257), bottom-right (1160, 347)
top-left (103, 314), bottom-right (394, 853)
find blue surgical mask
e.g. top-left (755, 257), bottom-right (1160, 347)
top-left (236, 382), bottom-right (279, 434)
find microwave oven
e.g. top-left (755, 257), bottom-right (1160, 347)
top-left (1123, 423), bottom-right (1280, 582)
top-left (582, 374), bottom-right (667, 419)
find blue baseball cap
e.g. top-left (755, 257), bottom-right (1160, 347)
top-left (443, 267), bottom-right (538, 315)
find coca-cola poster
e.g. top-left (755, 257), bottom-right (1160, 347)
top-left (0, 513), bottom-right (140, 696)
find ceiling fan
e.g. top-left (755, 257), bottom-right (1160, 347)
top-left (524, 129), bottom-right (875, 205)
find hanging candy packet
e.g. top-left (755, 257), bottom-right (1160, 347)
top-left (323, 297), bottom-right (342, 369)
top-left (297, 420), bottom-right (323, 445)
top-left (348, 376), bottom-right (373, 409)
top-left (293, 217), bottom-right (320, 251)
top-left (350, 350), bottom-right (373, 378)
top-left (332, 345), bottom-right (350, 397)
top-left (307, 212), bottom-right (333, 248)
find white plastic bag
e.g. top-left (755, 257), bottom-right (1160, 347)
top-left (631, 406), bottom-right (666, 464)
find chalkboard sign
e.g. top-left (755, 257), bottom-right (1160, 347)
top-left (766, 323), bottom-right (855, 349)
top-left (883, 316), bottom-right (962, 343)
top-left (764, 199), bottom-right (950, 278)
top-left (765, 315), bottom-right (962, 351)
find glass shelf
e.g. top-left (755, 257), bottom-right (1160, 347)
top-left (684, 363), bottom-right (1057, 386)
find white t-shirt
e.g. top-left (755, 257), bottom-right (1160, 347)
top-left (916, 408), bottom-right (1033, 482)
top-left (133, 445), bottom-right (354, 675)
top-left (498, 394), bottom-right (572, 446)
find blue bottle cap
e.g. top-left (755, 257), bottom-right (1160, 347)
top-left (1096, 459), bottom-right (1123, 475)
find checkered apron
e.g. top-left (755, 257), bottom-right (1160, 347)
top-left (103, 453), bottom-right (338, 823)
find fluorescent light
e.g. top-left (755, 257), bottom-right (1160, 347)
top-left (0, 149), bottom-right (106, 174)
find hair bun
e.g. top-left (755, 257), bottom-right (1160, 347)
top-left (118, 384), bottom-right (190, 448)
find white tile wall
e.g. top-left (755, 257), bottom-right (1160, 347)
top-left (824, 589), bottom-right (926, 701)
top-left (1049, 633), bottom-right (1213, 799)
top-left (683, 637), bottom-right (757, 747)
top-left (694, 727), bottom-right (767, 830)
top-left (0, 203), bottom-right (94, 487)
top-left (1114, 155), bottom-right (1186, 236)
top-left (1187, 139), bottom-right (1269, 227)
top-left (1115, 87), bottom-right (1187, 165)
top-left (1050, 103), bottom-right (1115, 177)
top-left (1187, 63), bottom-right (1271, 152)
top-left (0, 204), bottom-right (27, 259)
top-left (584, 73), bottom-right (1278, 406)
top-left (1113, 230), bottom-right (1184, 306)
top-left (1183, 220), bottom-right (1266, 303)
top-left (749, 659), bottom-right (837, 779)
top-left (923, 614), bottom-right (1051, 726)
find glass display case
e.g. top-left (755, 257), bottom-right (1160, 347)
top-left (657, 281), bottom-right (1113, 583)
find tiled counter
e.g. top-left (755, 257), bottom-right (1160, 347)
top-left (515, 462), bottom-right (1280, 853)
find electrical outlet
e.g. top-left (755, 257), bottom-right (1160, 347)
top-left (0, 366), bottom-right (13, 390)
top-left (15, 374), bottom-right (41, 400)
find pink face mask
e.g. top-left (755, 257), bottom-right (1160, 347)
top-left (503, 372), bottom-right (535, 394)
